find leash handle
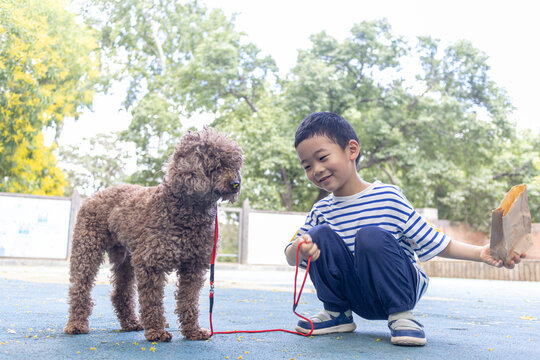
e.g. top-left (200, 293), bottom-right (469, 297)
top-left (209, 210), bottom-right (313, 337)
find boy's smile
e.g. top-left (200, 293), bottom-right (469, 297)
top-left (318, 174), bottom-right (331, 184)
top-left (296, 135), bottom-right (367, 197)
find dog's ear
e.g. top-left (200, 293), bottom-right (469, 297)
top-left (200, 128), bottom-right (244, 169)
top-left (164, 133), bottom-right (212, 197)
top-left (166, 153), bottom-right (209, 196)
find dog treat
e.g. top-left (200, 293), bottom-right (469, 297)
top-left (490, 184), bottom-right (532, 265)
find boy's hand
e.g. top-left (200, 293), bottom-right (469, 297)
top-left (296, 234), bottom-right (320, 262)
top-left (479, 244), bottom-right (526, 269)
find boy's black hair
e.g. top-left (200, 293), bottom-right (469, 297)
top-left (294, 112), bottom-right (360, 166)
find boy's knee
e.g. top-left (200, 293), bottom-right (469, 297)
top-left (307, 225), bottom-right (334, 245)
top-left (307, 224), bottom-right (333, 238)
top-left (355, 226), bottom-right (393, 253)
top-left (307, 225), bottom-right (349, 261)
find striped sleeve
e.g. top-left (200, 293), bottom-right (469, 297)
top-left (284, 207), bottom-right (320, 250)
top-left (295, 208), bottom-right (319, 239)
top-left (402, 210), bottom-right (451, 262)
top-left (284, 208), bottom-right (321, 268)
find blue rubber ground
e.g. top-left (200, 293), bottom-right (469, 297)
top-left (0, 274), bottom-right (539, 359)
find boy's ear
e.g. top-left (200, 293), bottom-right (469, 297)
top-left (348, 140), bottom-right (360, 161)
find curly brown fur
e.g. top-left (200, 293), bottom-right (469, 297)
top-left (64, 129), bottom-right (243, 342)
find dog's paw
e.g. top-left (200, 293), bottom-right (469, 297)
top-left (122, 321), bottom-right (144, 332)
top-left (64, 322), bottom-right (90, 335)
top-left (183, 327), bottom-right (211, 340)
top-left (144, 329), bottom-right (172, 342)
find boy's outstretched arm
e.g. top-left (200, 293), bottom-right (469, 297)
top-left (438, 240), bottom-right (526, 269)
top-left (285, 234), bottom-right (321, 266)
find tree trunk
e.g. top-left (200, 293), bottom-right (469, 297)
top-left (279, 167), bottom-right (293, 211)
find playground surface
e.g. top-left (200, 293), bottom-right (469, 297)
top-left (0, 263), bottom-right (539, 359)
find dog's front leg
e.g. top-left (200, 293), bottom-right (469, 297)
top-left (174, 269), bottom-right (211, 340)
top-left (135, 267), bottom-right (172, 342)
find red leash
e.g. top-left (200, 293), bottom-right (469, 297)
top-left (209, 211), bottom-right (314, 337)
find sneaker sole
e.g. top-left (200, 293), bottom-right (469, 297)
top-left (391, 336), bottom-right (427, 346)
top-left (295, 322), bottom-right (356, 335)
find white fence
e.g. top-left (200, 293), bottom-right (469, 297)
top-left (217, 201), bottom-right (307, 265)
top-left (1, 194), bottom-right (450, 266)
top-left (0, 194), bottom-right (304, 265)
top-left (243, 207), bottom-right (306, 266)
top-left (0, 192), bottom-right (81, 260)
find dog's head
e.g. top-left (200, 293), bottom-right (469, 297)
top-left (164, 128), bottom-right (243, 203)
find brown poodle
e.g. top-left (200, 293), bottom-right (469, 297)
top-left (64, 128), bottom-right (243, 342)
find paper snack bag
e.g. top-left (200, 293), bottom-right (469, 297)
top-left (490, 184), bottom-right (532, 265)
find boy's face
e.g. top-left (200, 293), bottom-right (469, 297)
top-left (296, 135), bottom-right (359, 197)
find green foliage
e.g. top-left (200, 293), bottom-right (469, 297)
top-left (278, 19), bottom-right (537, 231)
top-left (0, 0), bottom-right (99, 195)
top-left (75, 2), bottom-right (538, 232)
top-left (490, 130), bottom-right (540, 224)
top-left (214, 92), bottom-right (313, 211)
top-left (82, 0), bottom-right (277, 185)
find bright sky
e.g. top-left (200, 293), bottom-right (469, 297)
top-left (59, 0), bottom-right (539, 147)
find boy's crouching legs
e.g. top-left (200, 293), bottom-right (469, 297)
top-left (354, 226), bottom-right (418, 317)
top-left (354, 227), bottom-right (426, 346)
top-left (306, 225), bottom-right (357, 313)
top-left (295, 225), bottom-right (357, 335)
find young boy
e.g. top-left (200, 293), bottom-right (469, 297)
top-left (285, 112), bottom-right (525, 346)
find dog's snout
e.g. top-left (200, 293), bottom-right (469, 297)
top-left (230, 180), bottom-right (240, 192)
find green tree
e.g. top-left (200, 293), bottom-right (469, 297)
top-left (81, 0), bottom-right (277, 185)
top-left (0, 0), bottom-right (100, 195)
top-left (214, 92), bottom-right (306, 210)
top-left (280, 20), bottom-right (410, 207)
top-left (278, 19), bottom-right (531, 231)
top-left (78, 1), bottom-right (538, 232)
top-left (490, 130), bottom-right (540, 224)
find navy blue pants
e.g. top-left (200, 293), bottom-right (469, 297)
top-left (307, 225), bottom-right (418, 320)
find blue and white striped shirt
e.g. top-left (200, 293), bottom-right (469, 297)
top-left (290, 180), bottom-right (451, 301)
